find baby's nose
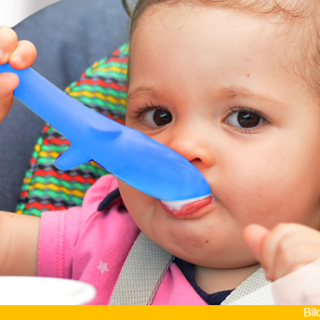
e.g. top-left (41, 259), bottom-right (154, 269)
top-left (167, 133), bottom-right (215, 168)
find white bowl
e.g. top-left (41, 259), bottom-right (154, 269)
top-left (0, 276), bottom-right (96, 305)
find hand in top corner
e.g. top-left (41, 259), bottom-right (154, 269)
top-left (0, 27), bottom-right (37, 122)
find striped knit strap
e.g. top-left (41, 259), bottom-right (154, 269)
top-left (109, 232), bottom-right (174, 305)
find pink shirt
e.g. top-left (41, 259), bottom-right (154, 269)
top-left (38, 175), bottom-right (206, 305)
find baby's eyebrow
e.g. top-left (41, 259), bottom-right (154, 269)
top-left (127, 86), bottom-right (159, 100)
top-left (217, 86), bottom-right (285, 106)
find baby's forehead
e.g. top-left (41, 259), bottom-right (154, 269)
top-left (132, 0), bottom-right (320, 101)
top-left (135, 1), bottom-right (313, 60)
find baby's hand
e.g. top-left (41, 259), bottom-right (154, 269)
top-left (243, 223), bottom-right (320, 304)
top-left (0, 27), bottom-right (37, 122)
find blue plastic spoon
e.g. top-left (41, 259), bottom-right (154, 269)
top-left (0, 63), bottom-right (211, 202)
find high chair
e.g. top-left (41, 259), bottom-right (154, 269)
top-left (0, 0), bottom-right (129, 212)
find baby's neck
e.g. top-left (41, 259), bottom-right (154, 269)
top-left (194, 263), bottom-right (261, 294)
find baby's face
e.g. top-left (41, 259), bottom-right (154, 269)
top-left (118, 3), bottom-right (320, 268)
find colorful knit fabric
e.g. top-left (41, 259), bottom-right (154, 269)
top-left (16, 43), bottom-right (129, 216)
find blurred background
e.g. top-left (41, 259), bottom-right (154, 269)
top-left (0, 0), bottom-right (61, 27)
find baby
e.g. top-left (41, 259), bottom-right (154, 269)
top-left (1, 0), bottom-right (320, 304)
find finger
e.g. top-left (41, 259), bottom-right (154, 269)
top-left (0, 72), bottom-right (19, 98)
top-left (273, 243), bottom-right (311, 281)
top-left (272, 228), bottom-right (320, 280)
top-left (0, 27), bottom-right (18, 64)
top-left (0, 94), bottom-right (14, 122)
top-left (9, 40), bottom-right (37, 69)
top-left (0, 72), bottom-right (19, 121)
top-left (260, 223), bottom-right (300, 281)
top-left (243, 224), bottom-right (269, 262)
top-left (285, 262), bottom-right (309, 276)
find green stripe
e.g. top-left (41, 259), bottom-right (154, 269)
top-left (30, 176), bottom-right (93, 191)
top-left (73, 96), bottom-right (127, 110)
top-left (40, 145), bottom-right (68, 152)
top-left (85, 70), bottom-right (128, 80)
top-left (70, 85), bottom-right (128, 98)
top-left (33, 156), bottom-right (109, 173)
top-left (20, 208), bottom-right (42, 217)
top-left (28, 189), bottom-right (86, 203)
top-left (94, 61), bottom-right (128, 69)
top-left (35, 158), bottom-right (56, 165)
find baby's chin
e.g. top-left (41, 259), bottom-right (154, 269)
top-left (160, 228), bottom-right (258, 270)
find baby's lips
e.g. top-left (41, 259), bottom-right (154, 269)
top-left (161, 194), bottom-right (215, 218)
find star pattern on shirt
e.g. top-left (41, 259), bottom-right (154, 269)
top-left (97, 260), bottom-right (109, 274)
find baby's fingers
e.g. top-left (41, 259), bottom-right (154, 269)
top-left (243, 224), bottom-right (269, 262)
top-left (258, 223), bottom-right (302, 281)
top-left (0, 27), bottom-right (18, 63)
top-left (0, 27), bottom-right (37, 122)
top-left (0, 27), bottom-right (37, 68)
top-left (258, 224), bottom-right (320, 281)
top-left (0, 73), bottom-right (18, 121)
top-left (8, 40), bottom-right (37, 69)
top-left (271, 228), bottom-right (320, 281)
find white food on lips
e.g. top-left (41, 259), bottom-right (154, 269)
top-left (161, 194), bottom-right (215, 210)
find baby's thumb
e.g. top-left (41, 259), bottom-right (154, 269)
top-left (243, 224), bottom-right (269, 263)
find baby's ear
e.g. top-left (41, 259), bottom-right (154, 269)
top-left (243, 224), bottom-right (269, 262)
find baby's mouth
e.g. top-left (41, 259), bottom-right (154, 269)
top-left (160, 194), bottom-right (215, 218)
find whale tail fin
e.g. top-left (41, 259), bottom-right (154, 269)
top-left (54, 146), bottom-right (92, 171)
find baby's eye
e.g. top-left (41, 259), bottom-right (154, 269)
top-left (143, 108), bottom-right (173, 127)
top-left (225, 109), bottom-right (264, 129)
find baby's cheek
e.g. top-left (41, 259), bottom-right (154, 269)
top-left (118, 180), bottom-right (140, 208)
top-left (117, 179), bottom-right (154, 218)
top-left (233, 168), bottom-right (292, 220)
top-left (225, 188), bottom-right (281, 228)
